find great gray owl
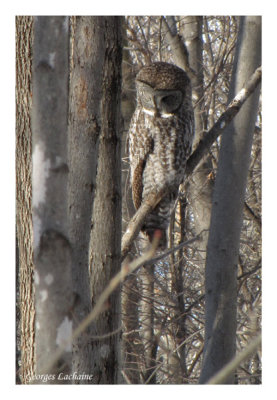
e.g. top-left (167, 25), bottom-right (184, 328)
top-left (128, 62), bottom-right (194, 248)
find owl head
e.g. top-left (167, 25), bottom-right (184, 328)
top-left (135, 62), bottom-right (191, 117)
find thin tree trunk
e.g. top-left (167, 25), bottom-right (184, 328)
top-left (16, 16), bottom-right (35, 384)
top-left (89, 16), bottom-right (123, 384)
top-left (199, 16), bottom-right (261, 384)
top-left (121, 273), bottom-right (142, 383)
top-left (169, 197), bottom-right (188, 383)
top-left (32, 16), bottom-right (73, 381)
top-left (140, 265), bottom-right (157, 383)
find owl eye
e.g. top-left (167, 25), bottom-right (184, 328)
top-left (155, 90), bottom-right (183, 113)
top-left (160, 95), bottom-right (177, 107)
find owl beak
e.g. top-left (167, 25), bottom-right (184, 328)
top-left (153, 97), bottom-right (160, 118)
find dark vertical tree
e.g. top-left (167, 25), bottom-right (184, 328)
top-left (88, 16), bottom-right (123, 384)
top-left (68, 16), bottom-right (104, 381)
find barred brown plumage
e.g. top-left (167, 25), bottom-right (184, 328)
top-left (128, 62), bottom-right (194, 248)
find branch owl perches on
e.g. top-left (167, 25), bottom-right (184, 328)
top-left (128, 62), bottom-right (194, 248)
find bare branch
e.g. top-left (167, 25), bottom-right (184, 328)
top-left (186, 66), bottom-right (262, 176)
top-left (121, 369), bottom-right (132, 384)
top-left (121, 190), bottom-right (166, 259)
top-left (143, 230), bottom-right (208, 267)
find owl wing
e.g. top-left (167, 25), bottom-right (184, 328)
top-left (132, 158), bottom-right (145, 210)
top-left (128, 112), bottom-right (154, 210)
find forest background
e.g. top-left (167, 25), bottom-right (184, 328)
top-left (0, 3), bottom-right (274, 396)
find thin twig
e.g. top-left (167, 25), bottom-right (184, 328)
top-left (90, 326), bottom-right (122, 341)
top-left (143, 229), bottom-right (209, 267)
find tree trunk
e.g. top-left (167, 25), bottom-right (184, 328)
top-left (32, 16), bottom-right (73, 381)
top-left (68, 16), bottom-right (106, 380)
top-left (16, 16), bottom-right (35, 384)
top-left (89, 16), bottom-right (123, 384)
top-left (199, 16), bottom-right (261, 384)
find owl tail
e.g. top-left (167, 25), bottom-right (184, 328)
top-left (142, 227), bottom-right (167, 250)
top-left (142, 196), bottom-right (175, 249)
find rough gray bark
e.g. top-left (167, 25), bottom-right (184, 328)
top-left (68, 16), bottom-right (105, 380)
top-left (32, 16), bottom-right (73, 381)
top-left (199, 16), bottom-right (261, 384)
top-left (16, 16), bottom-right (35, 384)
top-left (89, 16), bottom-right (123, 384)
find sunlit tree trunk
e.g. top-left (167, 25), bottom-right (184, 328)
top-left (199, 16), bottom-right (261, 384)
